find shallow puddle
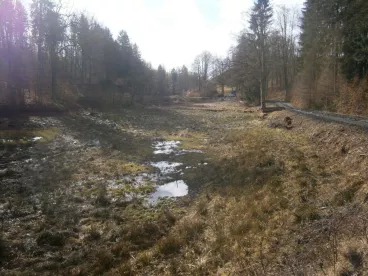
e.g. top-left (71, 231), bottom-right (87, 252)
top-left (148, 140), bottom-right (197, 203)
top-left (149, 180), bottom-right (188, 203)
top-left (0, 139), bottom-right (14, 143)
top-left (179, 149), bottom-right (203, 154)
top-left (32, 136), bottom-right (43, 141)
top-left (113, 140), bottom-right (207, 204)
top-left (150, 161), bottom-right (182, 174)
top-left (153, 140), bottom-right (181, 154)
top-left (1, 136), bottom-right (44, 144)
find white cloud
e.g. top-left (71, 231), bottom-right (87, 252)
top-left (23, 0), bottom-right (304, 70)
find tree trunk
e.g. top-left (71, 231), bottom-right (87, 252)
top-left (50, 41), bottom-right (58, 101)
top-left (81, 49), bottom-right (85, 84)
top-left (260, 42), bottom-right (266, 110)
top-left (260, 79), bottom-right (264, 109)
top-left (51, 48), bottom-right (57, 101)
top-left (89, 60), bottom-right (92, 84)
top-left (284, 64), bottom-right (290, 102)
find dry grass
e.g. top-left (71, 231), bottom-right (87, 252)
top-left (126, 107), bottom-right (368, 275)
top-left (3, 102), bottom-right (368, 275)
top-left (70, 150), bottom-right (149, 182)
top-left (166, 129), bottom-right (207, 150)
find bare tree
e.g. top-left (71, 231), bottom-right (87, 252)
top-left (192, 51), bottom-right (212, 94)
top-left (276, 5), bottom-right (298, 102)
top-left (212, 56), bottom-right (230, 96)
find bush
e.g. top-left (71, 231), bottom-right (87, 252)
top-left (136, 251), bottom-right (154, 267)
top-left (294, 205), bottom-right (321, 224)
top-left (37, 231), bottom-right (65, 247)
top-left (127, 222), bottom-right (162, 247)
top-left (177, 217), bottom-right (206, 241)
top-left (333, 182), bottom-right (362, 206)
top-left (93, 249), bottom-right (114, 274)
top-left (85, 231), bottom-right (101, 242)
top-left (157, 235), bottom-right (183, 255)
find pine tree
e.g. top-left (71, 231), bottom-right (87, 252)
top-left (341, 0), bottom-right (368, 80)
top-left (249, 0), bottom-right (273, 109)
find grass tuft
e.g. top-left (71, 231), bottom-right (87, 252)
top-left (157, 235), bottom-right (183, 256)
top-left (37, 231), bottom-right (65, 247)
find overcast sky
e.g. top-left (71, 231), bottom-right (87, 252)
top-left (26, 0), bottom-right (305, 69)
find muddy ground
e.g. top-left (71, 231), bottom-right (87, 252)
top-left (0, 101), bottom-right (251, 275)
top-left (2, 100), bottom-right (368, 275)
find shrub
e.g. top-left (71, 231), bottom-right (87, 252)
top-left (37, 231), bottom-right (65, 247)
top-left (136, 251), bottom-right (154, 267)
top-left (333, 182), bottom-right (362, 206)
top-left (294, 206), bottom-right (321, 224)
top-left (157, 235), bottom-right (183, 255)
top-left (85, 231), bottom-right (101, 242)
top-left (93, 249), bottom-right (114, 274)
top-left (177, 217), bottom-right (206, 241)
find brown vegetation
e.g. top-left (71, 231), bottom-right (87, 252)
top-left (119, 104), bottom-right (368, 275)
top-left (2, 100), bottom-right (368, 275)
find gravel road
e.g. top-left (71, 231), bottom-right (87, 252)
top-left (274, 101), bottom-right (368, 129)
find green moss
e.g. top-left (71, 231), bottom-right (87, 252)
top-left (119, 162), bottom-right (149, 174)
top-left (136, 184), bottom-right (155, 194)
top-left (109, 181), bottom-right (155, 198)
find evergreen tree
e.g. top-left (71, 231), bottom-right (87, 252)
top-left (249, 0), bottom-right (273, 109)
top-left (341, 0), bottom-right (368, 79)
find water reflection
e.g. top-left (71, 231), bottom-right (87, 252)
top-left (153, 140), bottom-right (181, 154)
top-left (150, 161), bottom-right (182, 174)
top-left (149, 180), bottom-right (188, 203)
